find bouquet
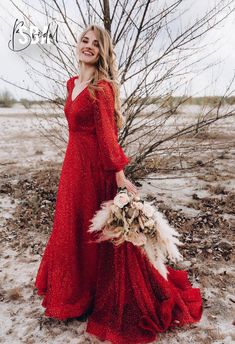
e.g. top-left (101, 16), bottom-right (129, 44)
top-left (88, 186), bottom-right (184, 280)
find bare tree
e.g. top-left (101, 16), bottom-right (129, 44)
top-left (1, 0), bottom-right (235, 179)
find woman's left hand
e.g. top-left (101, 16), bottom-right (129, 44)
top-left (116, 170), bottom-right (139, 196)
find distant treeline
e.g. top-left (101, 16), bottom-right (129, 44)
top-left (182, 96), bottom-right (235, 105)
top-left (143, 95), bottom-right (235, 106)
top-left (0, 90), bottom-right (63, 108)
top-left (0, 89), bottom-right (235, 108)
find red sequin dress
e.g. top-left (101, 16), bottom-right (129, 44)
top-left (34, 76), bottom-right (203, 344)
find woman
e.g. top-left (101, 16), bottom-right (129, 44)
top-left (35, 24), bottom-right (203, 344)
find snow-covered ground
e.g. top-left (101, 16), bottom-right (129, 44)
top-left (0, 105), bottom-right (234, 343)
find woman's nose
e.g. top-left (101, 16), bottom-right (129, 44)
top-left (86, 42), bottom-right (93, 49)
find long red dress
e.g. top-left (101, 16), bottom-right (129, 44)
top-left (34, 75), bottom-right (203, 344)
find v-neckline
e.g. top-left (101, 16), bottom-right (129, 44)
top-left (70, 76), bottom-right (89, 103)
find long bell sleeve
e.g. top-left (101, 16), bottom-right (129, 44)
top-left (94, 80), bottom-right (130, 173)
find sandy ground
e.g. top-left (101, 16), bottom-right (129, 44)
top-left (0, 106), bottom-right (234, 344)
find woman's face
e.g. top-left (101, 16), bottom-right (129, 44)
top-left (76, 30), bottom-right (100, 65)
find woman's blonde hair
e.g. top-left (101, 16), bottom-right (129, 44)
top-left (77, 24), bottom-right (125, 129)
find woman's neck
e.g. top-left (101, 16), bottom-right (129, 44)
top-left (78, 64), bottom-right (96, 83)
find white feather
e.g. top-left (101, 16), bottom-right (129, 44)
top-left (142, 238), bottom-right (169, 279)
top-left (142, 207), bottom-right (184, 280)
top-left (153, 209), bottom-right (184, 261)
top-left (88, 200), bottom-right (113, 233)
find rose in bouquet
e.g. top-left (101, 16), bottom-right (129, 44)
top-left (88, 186), bottom-right (184, 280)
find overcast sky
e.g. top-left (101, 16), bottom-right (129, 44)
top-left (0, 0), bottom-right (234, 100)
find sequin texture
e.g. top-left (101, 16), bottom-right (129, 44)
top-left (34, 76), bottom-right (203, 344)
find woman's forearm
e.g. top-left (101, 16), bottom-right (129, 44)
top-left (115, 170), bottom-right (126, 187)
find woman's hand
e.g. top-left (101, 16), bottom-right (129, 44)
top-left (116, 170), bottom-right (139, 196)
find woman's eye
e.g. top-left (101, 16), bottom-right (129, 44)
top-left (81, 39), bottom-right (99, 47)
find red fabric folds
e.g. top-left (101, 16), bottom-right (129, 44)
top-left (94, 80), bottom-right (130, 172)
top-left (34, 76), bottom-right (203, 343)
